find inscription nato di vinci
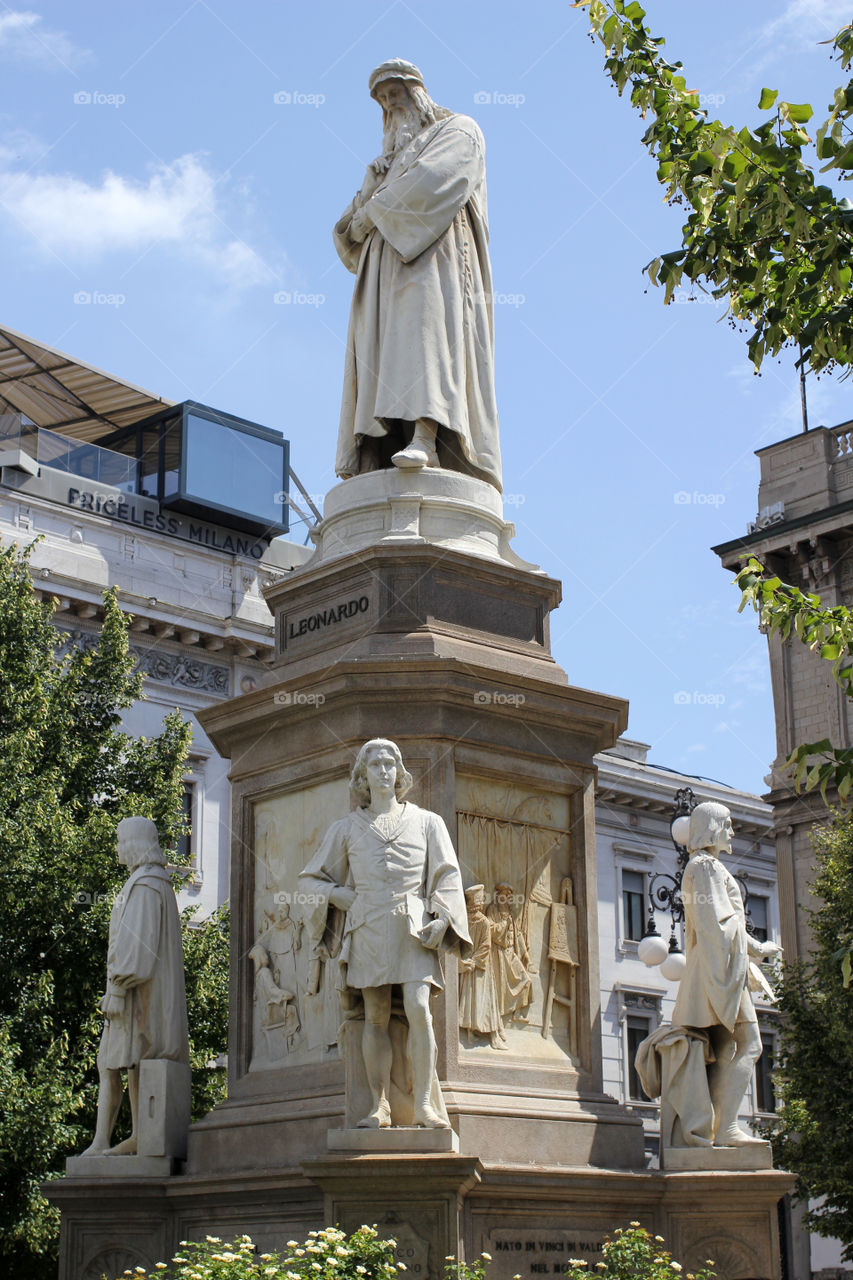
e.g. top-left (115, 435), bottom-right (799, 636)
top-left (487, 1230), bottom-right (604, 1280)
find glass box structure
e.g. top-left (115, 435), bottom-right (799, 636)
top-left (101, 401), bottom-right (289, 537)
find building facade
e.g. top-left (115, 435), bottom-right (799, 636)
top-left (0, 324), bottom-right (310, 918)
top-left (714, 424), bottom-right (853, 962)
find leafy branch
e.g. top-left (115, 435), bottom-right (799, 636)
top-left (575, 0), bottom-right (853, 375)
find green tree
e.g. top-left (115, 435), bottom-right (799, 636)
top-left (0, 542), bottom-right (228, 1279)
top-left (769, 813), bottom-right (853, 1256)
top-left (575, 0), bottom-right (853, 376)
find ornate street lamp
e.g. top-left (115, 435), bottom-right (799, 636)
top-left (637, 787), bottom-right (693, 974)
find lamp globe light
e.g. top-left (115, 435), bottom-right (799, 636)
top-left (637, 934), bottom-right (669, 967)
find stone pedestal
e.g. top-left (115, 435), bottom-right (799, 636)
top-left (663, 1143), bottom-right (773, 1171)
top-left (47, 470), bottom-right (793, 1280)
top-left (139, 1059), bottom-right (192, 1159)
top-left (305, 1153), bottom-right (482, 1275)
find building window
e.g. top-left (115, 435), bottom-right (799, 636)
top-left (622, 869), bottom-right (646, 942)
top-left (626, 1014), bottom-right (652, 1101)
top-left (755, 1031), bottom-right (776, 1112)
top-left (748, 893), bottom-right (769, 943)
top-left (175, 780), bottom-right (195, 865)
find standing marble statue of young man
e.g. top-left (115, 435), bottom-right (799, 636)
top-left (671, 801), bottom-right (781, 1147)
top-left (333, 58), bottom-right (502, 490)
top-left (82, 816), bottom-right (189, 1156)
top-left (299, 738), bottom-right (471, 1128)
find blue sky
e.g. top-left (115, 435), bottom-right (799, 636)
top-left (1, 0), bottom-right (850, 796)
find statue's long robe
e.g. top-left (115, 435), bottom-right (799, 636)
top-left (298, 803), bottom-right (471, 991)
top-left (333, 113), bottom-right (502, 490)
top-left (672, 853), bottom-right (758, 1033)
top-left (99, 864), bottom-right (189, 1069)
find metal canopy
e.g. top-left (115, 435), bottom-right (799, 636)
top-left (0, 324), bottom-right (174, 443)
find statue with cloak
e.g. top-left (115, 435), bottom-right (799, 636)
top-left (333, 58), bottom-right (502, 490)
top-left (299, 738), bottom-right (471, 1129)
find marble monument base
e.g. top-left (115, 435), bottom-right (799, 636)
top-left (327, 1127), bottom-right (460, 1153)
top-left (663, 1142), bottom-right (773, 1171)
top-left (45, 1160), bottom-right (794, 1280)
top-left (64, 1154), bottom-right (178, 1178)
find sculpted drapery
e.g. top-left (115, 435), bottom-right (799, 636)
top-left (333, 60), bottom-right (502, 490)
top-left (99, 863), bottom-right (189, 1070)
top-left (298, 802), bottom-right (471, 993)
top-left (672, 852), bottom-right (767, 1033)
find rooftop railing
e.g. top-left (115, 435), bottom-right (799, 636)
top-left (0, 413), bottom-right (136, 491)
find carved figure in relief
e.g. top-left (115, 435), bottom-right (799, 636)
top-left (81, 817), bottom-right (189, 1156)
top-left (333, 59), bottom-right (501, 488)
top-left (487, 883), bottom-right (534, 1025)
top-left (299, 738), bottom-right (472, 1128)
top-left (249, 943), bottom-right (299, 1051)
top-left (458, 884), bottom-right (506, 1049)
top-left (262, 899), bottom-right (303, 1032)
top-left (636, 802), bottom-right (781, 1149)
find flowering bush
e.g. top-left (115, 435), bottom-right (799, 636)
top-left (563, 1226), bottom-right (715, 1280)
top-left (116, 1226), bottom-right (407, 1280)
top-left (443, 1252), bottom-right (498, 1280)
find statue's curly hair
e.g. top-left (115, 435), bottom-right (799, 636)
top-left (687, 801), bottom-right (731, 854)
top-left (349, 738), bottom-right (413, 807)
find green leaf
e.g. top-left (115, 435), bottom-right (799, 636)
top-left (780, 101), bottom-right (814, 123)
top-left (758, 87), bottom-right (778, 110)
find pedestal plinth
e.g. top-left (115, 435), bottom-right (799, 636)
top-left (304, 1152), bottom-right (482, 1276)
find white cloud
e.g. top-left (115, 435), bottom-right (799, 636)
top-left (760, 0), bottom-right (850, 49)
top-left (0, 152), bottom-right (276, 289)
top-left (0, 10), bottom-right (90, 70)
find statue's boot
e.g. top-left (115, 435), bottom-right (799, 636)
top-left (392, 420), bottom-right (439, 470)
top-left (714, 1125), bottom-right (765, 1147)
top-left (412, 1101), bottom-right (450, 1128)
top-left (356, 1099), bottom-right (392, 1129)
top-left (106, 1135), bottom-right (138, 1155)
top-left (489, 1033), bottom-right (509, 1050)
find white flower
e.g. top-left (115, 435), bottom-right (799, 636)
top-left (398, 1265), bottom-right (407, 1272)
top-left (311, 1264), bottom-right (323, 1272)
top-left (287, 1241), bottom-right (299, 1248)
top-left (296, 1249), bottom-right (306, 1257)
top-left (482, 1254), bottom-right (492, 1263)
top-left (629, 1221), bottom-right (640, 1228)
top-left (568, 1262), bottom-right (588, 1268)
top-left (671, 1265), bottom-right (683, 1273)
top-left (205, 1235), bottom-right (221, 1244)
top-left (655, 1237), bottom-right (665, 1244)
top-left (265, 1271), bottom-right (277, 1277)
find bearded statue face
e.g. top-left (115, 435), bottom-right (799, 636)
top-left (376, 79), bottom-right (423, 156)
